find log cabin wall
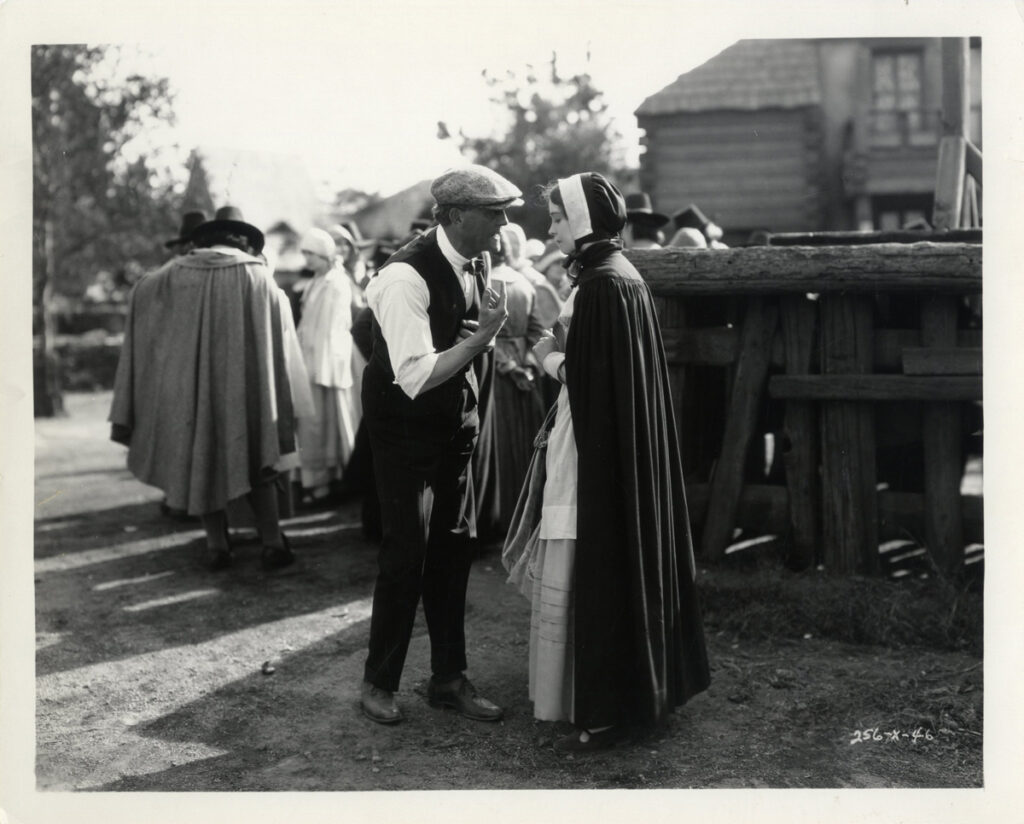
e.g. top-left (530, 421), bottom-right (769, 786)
top-left (630, 237), bottom-right (982, 577)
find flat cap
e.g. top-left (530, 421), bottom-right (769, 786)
top-left (430, 164), bottom-right (523, 208)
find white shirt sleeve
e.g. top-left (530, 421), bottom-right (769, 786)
top-left (543, 352), bottom-right (566, 381)
top-left (365, 262), bottom-right (439, 399)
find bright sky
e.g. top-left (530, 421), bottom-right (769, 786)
top-left (118, 3), bottom-right (744, 198)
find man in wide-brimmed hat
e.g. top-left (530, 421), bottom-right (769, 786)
top-left (110, 205), bottom-right (298, 573)
top-left (623, 192), bottom-right (670, 249)
top-left (672, 203), bottom-right (728, 249)
top-left (358, 164), bottom-right (518, 726)
top-left (164, 210), bottom-right (208, 255)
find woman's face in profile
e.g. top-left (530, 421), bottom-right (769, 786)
top-left (548, 203), bottom-right (575, 256)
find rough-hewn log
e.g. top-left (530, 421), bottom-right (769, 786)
top-left (779, 295), bottom-right (819, 570)
top-left (768, 229), bottom-right (981, 246)
top-left (631, 243), bottom-right (981, 295)
top-left (769, 374), bottom-right (983, 401)
top-left (819, 294), bottom-right (878, 575)
top-left (921, 296), bottom-right (966, 576)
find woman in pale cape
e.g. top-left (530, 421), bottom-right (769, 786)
top-left (109, 209), bottom-right (297, 570)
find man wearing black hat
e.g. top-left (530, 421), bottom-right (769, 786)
top-left (110, 206), bottom-right (297, 573)
top-left (672, 203), bottom-right (728, 249)
top-left (623, 192), bottom-right (670, 250)
top-left (358, 164), bottom-right (519, 725)
top-left (164, 210), bottom-right (208, 256)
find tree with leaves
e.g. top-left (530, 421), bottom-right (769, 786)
top-left (441, 54), bottom-right (631, 239)
top-left (32, 44), bottom-right (181, 416)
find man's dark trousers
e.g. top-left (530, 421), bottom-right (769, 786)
top-left (363, 418), bottom-right (478, 692)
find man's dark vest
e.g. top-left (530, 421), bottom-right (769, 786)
top-left (362, 228), bottom-right (483, 444)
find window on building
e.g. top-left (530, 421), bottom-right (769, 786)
top-left (871, 50), bottom-right (934, 147)
top-left (871, 194), bottom-right (934, 231)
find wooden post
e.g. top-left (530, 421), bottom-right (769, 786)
top-left (933, 38), bottom-right (970, 231)
top-left (819, 294), bottom-right (878, 575)
top-left (920, 296), bottom-right (965, 576)
top-left (940, 38), bottom-right (969, 138)
top-left (779, 295), bottom-right (819, 570)
top-left (701, 297), bottom-right (779, 560)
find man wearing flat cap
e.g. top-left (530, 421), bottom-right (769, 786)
top-left (358, 164), bottom-right (519, 724)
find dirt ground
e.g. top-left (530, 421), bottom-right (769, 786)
top-left (29, 392), bottom-right (982, 791)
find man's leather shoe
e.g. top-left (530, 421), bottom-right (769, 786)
top-left (360, 681), bottom-right (404, 725)
top-left (427, 676), bottom-right (503, 722)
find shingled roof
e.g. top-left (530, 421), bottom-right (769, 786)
top-left (635, 39), bottom-right (822, 116)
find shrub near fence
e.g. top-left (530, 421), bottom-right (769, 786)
top-left (629, 232), bottom-right (982, 578)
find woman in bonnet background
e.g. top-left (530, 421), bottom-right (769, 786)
top-left (504, 172), bottom-right (710, 752)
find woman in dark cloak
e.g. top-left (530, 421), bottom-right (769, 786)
top-left (504, 172), bottom-right (710, 752)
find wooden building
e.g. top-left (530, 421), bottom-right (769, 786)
top-left (635, 38), bottom-right (982, 244)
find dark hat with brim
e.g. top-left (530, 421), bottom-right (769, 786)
top-left (190, 206), bottom-right (265, 254)
top-left (673, 203), bottom-right (711, 232)
top-left (624, 192), bottom-right (669, 228)
top-left (165, 210), bottom-right (208, 248)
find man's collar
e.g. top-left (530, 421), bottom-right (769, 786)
top-left (436, 225), bottom-right (470, 272)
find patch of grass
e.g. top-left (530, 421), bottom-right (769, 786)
top-left (698, 565), bottom-right (982, 655)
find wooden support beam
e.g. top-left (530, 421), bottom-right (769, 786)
top-left (920, 296), bottom-right (965, 576)
top-left (964, 139), bottom-right (983, 186)
top-left (940, 38), bottom-right (970, 137)
top-left (661, 327), bottom-right (739, 366)
top-left (874, 329), bottom-right (981, 370)
top-left (633, 243), bottom-right (981, 296)
top-left (933, 136), bottom-right (966, 231)
top-left (819, 294), bottom-right (878, 575)
top-left (779, 295), bottom-right (820, 570)
top-left (902, 347), bottom-right (982, 376)
top-left (701, 298), bottom-right (779, 561)
top-left (769, 375), bottom-right (983, 401)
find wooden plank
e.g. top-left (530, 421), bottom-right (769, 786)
top-left (686, 483), bottom-right (984, 545)
top-left (661, 327), bottom-right (738, 366)
top-left (902, 347), bottom-right (982, 376)
top-left (779, 295), bottom-right (819, 570)
top-left (661, 327), bottom-right (786, 368)
top-left (920, 296), bottom-right (965, 575)
top-left (932, 135), bottom-right (966, 231)
top-left (769, 374), bottom-right (983, 401)
top-left (819, 294), bottom-right (878, 575)
top-left (874, 328), bottom-right (981, 370)
top-left (701, 298), bottom-right (779, 560)
top-left (632, 243), bottom-right (982, 296)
